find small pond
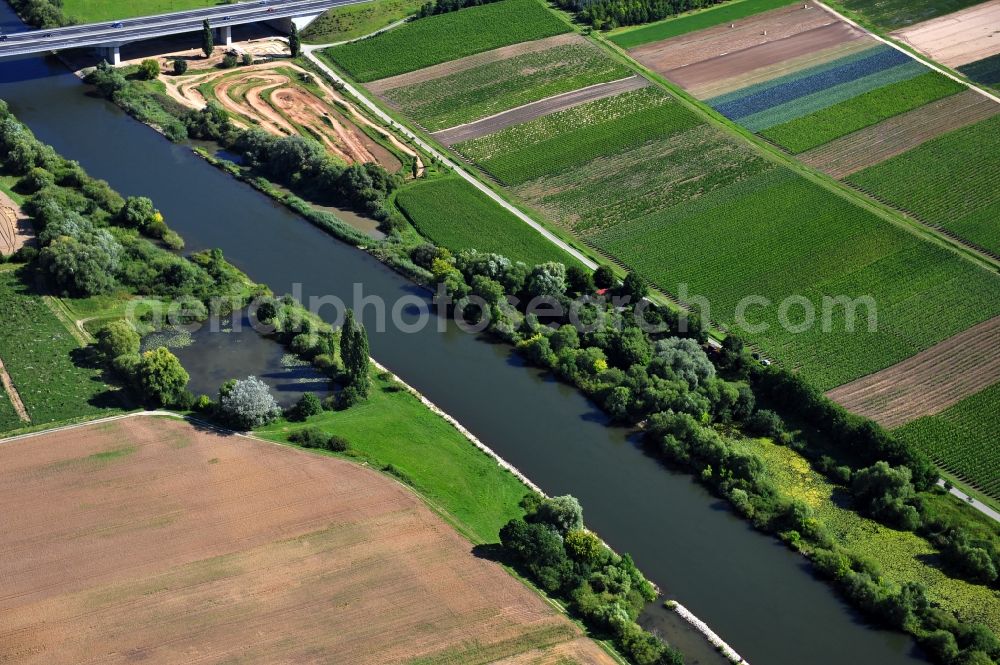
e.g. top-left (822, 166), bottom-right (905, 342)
top-left (142, 311), bottom-right (331, 407)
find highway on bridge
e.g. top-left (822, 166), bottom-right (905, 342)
top-left (0, 0), bottom-right (369, 59)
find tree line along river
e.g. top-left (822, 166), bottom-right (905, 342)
top-left (0, 4), bottom-right (927, 663)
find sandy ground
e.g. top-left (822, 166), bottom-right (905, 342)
top-left (0, 189), bottom-right (32, 256)
top-left (827, 315), bottom-right (1000, 428)
top-left (800, 89), bottom-right (999, 177)
top-left (433, 76), bottom-right (649, 145)
top-left (629, 4), bottom-right (837, 71)
top-left (688, 34), bottom-right (873, 98)
top-left (892, 0), bottom-right (1000, 68)
top-left (163, 59), bottom-right (420, 173)
top-left (366, 33), bottom-right (583, 93)
top-left (0, 417), bottom-right (614, 665)
top-left (662, 22), bottom-right (867, 90)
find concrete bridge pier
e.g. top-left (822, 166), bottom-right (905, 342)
top-left (103, 44), bottom-right (121, 66)
top-left (218, 25), bottom-right (232, 46)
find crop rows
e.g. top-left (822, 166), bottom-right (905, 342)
top-left (896, 382), bottom-right (1000, 500)
top-left (513, 123), bottom-right (773, 234)
top-left (713, 46), bottom-right (910, 120)
top-left (0, 271), bottom-right (115, 428)
top-left (760, 71), bottom-right (965, 153)
top-left (456, 87), bottom-right (700, 185)
top-left (382, 43), bottom-right (631, 131)
top-left (959, 53), bottom-right (1000, 90)
top-left (322, 0), bottom-right (570, 83)
top-left (609, 0), bottom-right (797, 49)
top-left (593, 168), bottom-right (1000, 389)
top-left (848, 114), bottom-right (1000, 255)
top-left (741, 60), bottom-right (926, 132)
top-left (394, 176), bottom-right (575, 266)
top-left (837, 0), bottom-right (987, 30)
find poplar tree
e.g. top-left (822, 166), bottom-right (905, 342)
top-left (339, 309), bottom-right (370, 397)
top-left (288, 23), bottom-right (301, 58)
top-left (202, 20), bottom-right (214, 58)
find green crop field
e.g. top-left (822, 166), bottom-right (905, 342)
top-left (61, 0), bottom-right (217, 23)
top-left (381, 42), bottom-right (631, 131)
top-left (514, 123), bottom-right (773, 235)
top-left (760, 72), bottom-right (965, 153)
top-left (321, 0), bottom-right (571, 82)
top-left (301, 0), bottom-right (426, 44)
top-left (959, 54), bottom-right (1000, 91)
top-left (0, 270), bottom-right (120, 432)
top-left (594, 167), bottom-right (1000, 389)
top-left (395, 176), bottom-right (577, 267)
top-left (848, 114), bottom-right (1000, 255)
top-left (257, 371), bottom-right (527, 543)
top-left (895, 383), bottom-right (1000, 501)
top-left (456, 87), bottom-right (701, 185)
top-left (608, 0), bottom-right (796, 49)
top-left (834, 0), bottom-right (990, 30)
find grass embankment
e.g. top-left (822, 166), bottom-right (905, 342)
top-left (0, 269), bottom-right (121, 434)
top-left (61, 0), bottom-right (219, 23)
top-left (608, 0), bottom-right (797, 49)
top-left (322, 0), bottom-right (572, 82)
top-left (394, 176), bottom-right (581, 267)
top-left (301, 0), bottom-right (426, 44)
top-left (895, 382), bottom-right (1000, 502)
top-left (256, 370), bottom-right (528, 544)
top-left (737, 434), bottom-right (1000, 632)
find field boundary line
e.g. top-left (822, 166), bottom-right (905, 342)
top-left (813, 0), bottom-right (1000, 105)
top-left (0, 356), bottom-right (29, 423)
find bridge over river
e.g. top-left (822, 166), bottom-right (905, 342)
top-left (0, 0), bottom-right (366, 64)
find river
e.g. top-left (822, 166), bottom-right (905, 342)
top-left (0, 5), bottom-right (926, 663)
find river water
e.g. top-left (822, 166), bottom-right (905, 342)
top-left (0, 5), bottom-right (926, 663)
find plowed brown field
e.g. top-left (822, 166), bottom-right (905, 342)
top-left (0, 417), bottom-right (613, 665)
top-left (827, 315), bottom-right (1000, 428)
top-left (892, 0), bottom-right (1000, 68)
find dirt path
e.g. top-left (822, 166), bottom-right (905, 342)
top-left (433, 76), bottom-right (649, 145)
top-left (827, 315), bottom-right (1000, 428)
top-left (164, 61), bottom-right (422, 174)
top-left (800, 89), bottom-right (999, 177)
top-left (0, 190), bottom-right (32, 256)
top-left (892, 0), bottom-right (1000, 68)
top-left (0, 357), bottom-right (29, 423)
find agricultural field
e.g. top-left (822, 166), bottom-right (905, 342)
top-left (759, 71), bottom-right (964, 153)
top-left (959, 53), bottom-right (1000, 90)
top-left (593, 167), bottom-right (1000, 389)
top-left (847, 114), bottom-right (1000, 255)
top-left (0, 416), bottom-right (615, 664)
top-left (320, 0), bottom-right (571, 82)
top-left (895, 382), bottom-right (1000, 500)
top-left (826, 315), bottom-right (1000, 429)
top-left (608, 0), bottom-right (798, 49)
top-left (889, 0), bottom-right (1000, 67)
top-left (394, 176), bottom-right (577, 267)
top-left (455, 87), bottom-right (702, 185)
top-left (60, 0), bottom-right (216, 23)
top-left (301, 0), bottom-right (427, 44)
top-left (834, 0), bottom-right (992, 30)
top-left (0, 270), bottom-right (120, 433)
top-left (375, 38), bottom-right (632, 131)
top-left (734, 434), bottom-right (1000, 631)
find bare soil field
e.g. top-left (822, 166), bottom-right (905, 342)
top-left (366, 32), bottom-right (582, 94)
top-left (629, 4), bottom-right (837, 73)
top-left (688, 35), bottom-right (873, 98)
top-left (0, 189), bottom-right (32, 255)
top-left (827, 315), bottom-right (1000, 428)
top-left (661, 22), bottom-right (867, 90)
top-left (0, 416), bottom-right (614, 665)
top-left (434, 76), bottom-right (649, 145)
top-left (164, 61), bottom-right (420, 173)
top-left (799, 89), bottom-right (999, 177)
top-left (892, 0), bottom-right (1000, 68)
